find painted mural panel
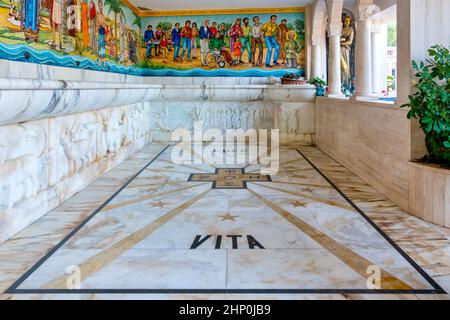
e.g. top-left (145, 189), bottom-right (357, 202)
top-left (0, 1), bottom-right (305, 76)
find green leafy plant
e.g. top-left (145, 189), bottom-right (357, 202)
top-left (401, 45), bottom-right (450, 167)
top-left (309, 76), bottom-right (327, 87)
top-left (132, 13), bottom-right (143, 47)
top-left (387, 75), bottom-right (395, 91)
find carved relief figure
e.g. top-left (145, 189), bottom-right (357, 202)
top-left (59, 118), bottom-right (97, 176)
top-left (340, 15), bottom-right (354, 88)
top-left (101, 109), bottom-right (125, 153)
top-left (280, 110), bottom-right (288, 134)
top-left (287, 110), bottom-right (298, 134)
top-left (0, 125), bottom-right (45, 209)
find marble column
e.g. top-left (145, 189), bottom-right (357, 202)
top-left (311, 44), bottom-right (321, 79)
top-left (327, 34), bottom-right (343, 96)
top-left (355, 19), bottom-right (373, 97)
top-left (371, 23), bottom-right (387, 95)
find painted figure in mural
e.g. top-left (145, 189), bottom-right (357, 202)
top-left (144, 25), bottom-right (154, 58)
top-left (171, 23), bottom-right (181, 61)
top-left (67, 0), bottom-right (78, 38)
top-left (191, 22), bottom-right (199, 60)
top-left (209, 32), bottom-right (233, 65)
top-left (81, 0), bottom-right (90, 49)
top-left (20, 0), bottom-right (41, 42)
top-left (96, 0), bottom-right (107, 67)
top-left (133, 31), bottom-right (140, 63)
top-left (108, 22), bottom-right (116, 57)
top-left (50, 0), bottom-right (63, 49)
top-left (232, 36), bottom-right (242, 64)
top-left (210, 22), bottom-right (217, 38)
top-left (285, 30), bottom-right (301, 68)
top-left (229, 18), bottom-right (244, 61)
top-left (9, 0), bottom-right (20, 23)
top-left (261, 15), bottom-right (281, 68)
top-left (128, 31), bottom-right (136, 63)
top-left (119, 14), bottom-right (125, 63)
top-left (279, 19), bottom-right (288, 64)
top-left (340, 15), bottom-right (354, 88)
top-left (251, 16), bottom-right (263, 66)
top-left (217, 23), bottom-right (227, 41)
top-left (89, 0), bottom-right (97, 52)
top-left (199, 19), bottom-right (210, 66)
top-left (160, 33), bottom-right (169, 63)
top-left (240, 17), bottom-right (252, 64)
top-left (180, 20), bottom-right (193, 61)
top-left (155, 25), bottom-right (164, 56)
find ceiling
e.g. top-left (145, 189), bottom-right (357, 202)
top-left (129, 0), bottom-right (314, 11)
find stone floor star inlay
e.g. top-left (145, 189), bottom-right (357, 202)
top-left (188, 168), bottom-right (272, 189)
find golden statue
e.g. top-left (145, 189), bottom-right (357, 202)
top-left (340, 15), bottom-right (354, 88)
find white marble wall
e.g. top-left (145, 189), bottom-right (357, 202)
top-left (0, 102), bottom-right (152, 243)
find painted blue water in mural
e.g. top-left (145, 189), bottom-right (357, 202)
top-left (0, 43), bottom-right (304, 77)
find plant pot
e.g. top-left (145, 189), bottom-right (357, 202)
top-left (408, 162), bottom-right (450, 227)
top-left (281, 78), bottom-right (307, 85)
top-left (316, 86), bottom-right (325, 96)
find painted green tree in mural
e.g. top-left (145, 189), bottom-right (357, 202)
top-left (157, 22), bottom-right (173, 32)
top-left (133, 13), bottom-right (143, 46)
top-left (105, 0), bottom-right (125, 59)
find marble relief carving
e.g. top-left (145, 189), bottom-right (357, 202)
top-left (0, 123), bottom-right (47, 210)
top-left (0, 102), bottom-right (153, 243)
top-left (150, 101), bottom-right (314, 145)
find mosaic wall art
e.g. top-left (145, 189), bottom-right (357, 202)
top-left (0, 1), bottom-right (305, 76)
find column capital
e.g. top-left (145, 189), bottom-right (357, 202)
top-left (358, 4), bottom-right (381, 21)
top-left (327, 23), bottom-right (342, 38)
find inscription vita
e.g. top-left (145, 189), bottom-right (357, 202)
top-left (190, 235), bottom-right (265, 249)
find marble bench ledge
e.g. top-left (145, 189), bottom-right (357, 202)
top-left (0, 78), bottom-right (316, 125)
top-left (0, 77), bottom-right (162, 90)
top-left (156, 83), bottom-right (316, 102)
top-left (0, 77), bottom-right (163, 126)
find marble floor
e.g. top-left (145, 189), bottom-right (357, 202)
top-left (1, 143), bottom-right (450, 300)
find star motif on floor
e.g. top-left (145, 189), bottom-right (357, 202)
top-left (291, 200), bottom-right (307, 207)
top-left (148, 201), bottom-right (166, 208)
top-left (219, 212), bottom-right (238, 221)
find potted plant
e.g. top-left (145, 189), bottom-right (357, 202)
top-left (401, 45), bottom-right (450, 227)
top-left (309, 76), bottom-right (327, 96)
top-left (401, 44), bottom-right (450, 167)
top-left (281, 72), bottom-right (307, 85)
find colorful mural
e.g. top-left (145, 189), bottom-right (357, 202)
top-left (0, 1), bottom-right (305, 76)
